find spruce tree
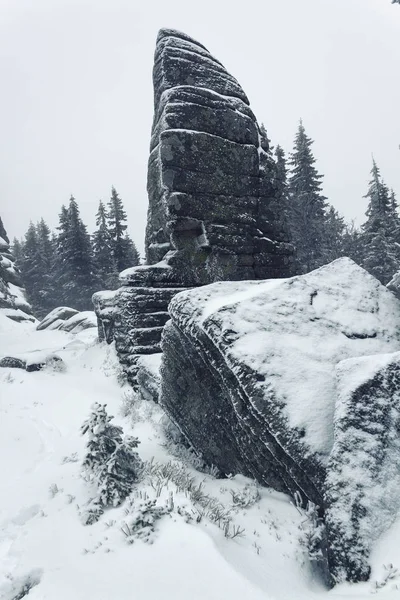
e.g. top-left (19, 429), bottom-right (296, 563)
top-left (360, 160), bottom-right (399, 284)
top-left (34, 218), bottom-right (57, 316)
top-left (321, 206), bottom-right (346, 264)
top-left (274, 145), bottom-right (289, 215)
top-left (11, 238), bottom-right (24, 268)
top-left (107, 187), bottom-right (139, 274)
top-left (120, 234), bottom-right (140, 270)
top-left (93, 200), bottom-right (116, 288)
top-left (81, 403), bottom-right (142, 523)
top-left (107, 187), bottom-right (128, 273)
top-left (20, 222), bottom-right (41, 310)
top-left (56, 196), bottom-right (97, 310)
top-left (287, 120), bottom-right (328, 274)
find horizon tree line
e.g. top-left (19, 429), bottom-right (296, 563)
top-left (266, 119), bottom-right (400, 285)
top-left (11, 125), bottom-right (400, 319)
top-left (13, 187), bottom-right (140, 317)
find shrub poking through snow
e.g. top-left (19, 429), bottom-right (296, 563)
top-left (80, 403), bottom-right (143, 523)
top-left (294, 491), bottom-right (325, 564)
top-left (121, 491), bottom-right (174, 544)
top-left (230, 483), bottom-right (260, 509)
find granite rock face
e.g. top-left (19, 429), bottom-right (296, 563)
top-left (146, 29), bottom-right (293, 283)
top-left (325, 352), bottom-right (400, 583)
top-left (93, 269), bottom-right (188, 385)
top-left (0, 216), bottom-right (34, 323)
top-left (160, 258), bottom-right (400, 583)
top-left (94, 29), bottom-right (292, 384)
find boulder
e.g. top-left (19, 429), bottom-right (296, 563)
top-left (0, 356), bottom-right (26, 369)
top-left (25, 353), bottom-right (64, 372)
top-left (325, 352), bottom-right (400, 583)
top-left (36, 307), bottom-right (78, 331)
top-left (160, 258), bottom-right (400, 583)
top-left (0, 352), bottom-right (64, 372)
top-left (59, 311), bottom-right (97, 333)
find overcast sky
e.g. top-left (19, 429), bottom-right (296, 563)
top-left (1, 0), bottom-right (399, 253)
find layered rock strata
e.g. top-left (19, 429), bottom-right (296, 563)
top-left (94, 29), bottom-right (292, 383)
top-left (146, 28), bottom-right (293, 283)
top-left (160, 258), bottom-right (400, 583)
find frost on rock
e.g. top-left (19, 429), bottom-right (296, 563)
top-left (160, 257), bottom-right (400, 584)
top-left (37, 307), bottom-right (97, 334)
top-left (93, 28), bottom-right (292, 386)
top-left (137, 354), bottom-right (162, 403)
top-left (325, 351), bottom-right (400, 584)
top-left (36, 306), bottom-right (78, 330)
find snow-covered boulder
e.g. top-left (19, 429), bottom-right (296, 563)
top-left (160, 258), bottom-right (400, 584)
top-left (59, 311), bottom-right (97, 333)
top-left (37, 307), bottom-right (97, 334)
top-left (36, 307), bottom-right (79, 331)
top-left (325, 351), bottom-right (400, 583)
top-left (0, 350), bottom-right (64, 372)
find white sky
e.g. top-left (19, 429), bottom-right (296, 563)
top-left (1, 0), bottom-right (399, 253)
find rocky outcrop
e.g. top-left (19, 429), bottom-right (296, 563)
top-left (36, 307), bottom-right (79, 331)
top-left (37, 307), bottom-right (97, 334)
top-left (94, 29), bottom-right (292, 384)
top-left (0, 351), bottom-right (64, 372)
top-left (325, 352), bottom-right (400, 583)
top-left (146, 28), bottom-right (293, 283)
top-left (160, 258), bottom-right (400, 583)
top-left (0, 216), bottom-right (34, 323)
top-left (137, 354), bottom-right (162, 403)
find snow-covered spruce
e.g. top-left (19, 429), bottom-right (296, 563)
top-left (80, 403), bottom-right (143, 523)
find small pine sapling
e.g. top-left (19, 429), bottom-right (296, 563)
top-left (81, 403), bottom-right (143, 520)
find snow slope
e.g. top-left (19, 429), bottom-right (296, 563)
top-left (1, 314), bottom-right (400, 599)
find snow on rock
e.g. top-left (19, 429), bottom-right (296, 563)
top-left (387, 269), bottom-right (400, 300)
top-left (93, 277), bottom-right (185, 386)
top-left (4, 295), bottom-right (400, 599)
top-left (37, 307), bottom-right (79, 331)
top-left (0, 350), bottom-right (64, 372)
top-left (137, 354), bottom-right (162, 402)
top-left (161, 258), bottom-right (400, 583)
top-left (146, 28), bottom-right (293, 282)
top-left (94, 28), bottom-right (293, 387)
top-left (37, 307), bottom-right (97, 334)
top-left (325, 351), bottom-right (400, 583)
top-left (92, 289), bottom-right (119, 343)
top-left (59, 311), bottom-right (97, 333)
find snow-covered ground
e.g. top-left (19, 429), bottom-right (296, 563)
top-left (1, 315), bottom-right (400, 599)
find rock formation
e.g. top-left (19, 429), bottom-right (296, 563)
top-left (0, 216), bottom-right (34, 323)
top-left (36, 307), bottom-right (97, 334)
top-left (94, 29), bottom-right (292, 384)
top-left (160, 258), bottom-right (400, 584)
top-left (146, 28), bottom-right (292, 283)
top-left (325, 352), bottom-right (400, 583)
